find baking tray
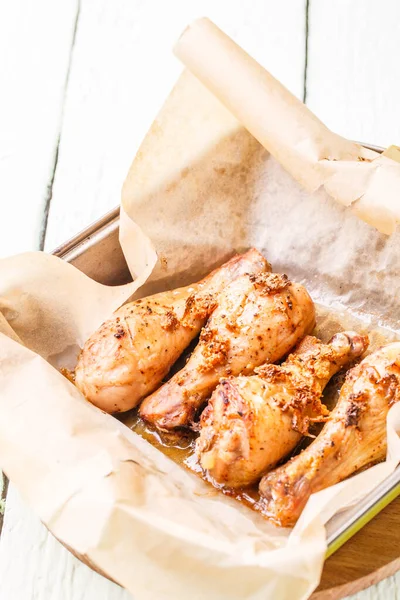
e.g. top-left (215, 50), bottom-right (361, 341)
top-left (52, 143), bottom-right (400, 559)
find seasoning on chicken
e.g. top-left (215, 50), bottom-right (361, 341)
top-left (258, 341), bottom-right (400, 527)
top-left (196, 332), bottom-right (368, 488)
top-left (140, 272), bottom-right (316, 431)
top-left (75, 248), bottom-right (270, 413)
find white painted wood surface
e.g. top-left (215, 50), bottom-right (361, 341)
top-left (44, 0), bottom-right (307, 251)
top-left (0, 0), bottom-right (79, 257)
top-left (306, 0), bottom-right (400, 149)
top-left (0, 1), bottom-right (399, 599)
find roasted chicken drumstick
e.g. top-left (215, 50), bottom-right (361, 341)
top-left (140, 272), bottom-right (315, 431)
top-left (75, 248), bottom-right (270, 413)
top-left (259, 342), bottom-right (400, 527)
top-left (196, 332), bottom-right (368, 488)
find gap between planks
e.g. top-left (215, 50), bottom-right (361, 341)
top-left (39, 1), bottom-right (82, 250)
top-left (0, 475), bottom-right (9, 536)
top-left (303, 0), bottom-right (310, 103)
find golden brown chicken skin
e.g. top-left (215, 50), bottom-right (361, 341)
top-left (258, 342), bottom-right (400, 527)
top-left (196, 332), bottom-right (369, 488)
top-left (75, 249), bottom-right (270, 413)
top-left (140, 273), bottom-right (316, 431)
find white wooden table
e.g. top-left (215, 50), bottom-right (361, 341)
top-left (0, 1), bottom-right (399, 598)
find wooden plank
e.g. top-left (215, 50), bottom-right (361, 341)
top-left (0, 486), bottom-right (131, 600)
top-left (0, 0), bottom-right (80, 591)
top-left (44, 0), bottom-right (308, 250)
top-left (0, 1), bottom-right (308, 600)
top-left (306, 0), bottom-right (400, 148)
top-left (0, 0), bottom-right (86, 594)
top-left (306, 2), bottom-right (400, 597)
top-left (0, 0), bottom-right (80, 257)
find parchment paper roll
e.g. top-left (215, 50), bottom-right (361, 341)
top-left (174, 18), bottom-right (400, 234)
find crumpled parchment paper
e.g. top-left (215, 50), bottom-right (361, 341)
top-left (0, 17), bottom-right (399, 600)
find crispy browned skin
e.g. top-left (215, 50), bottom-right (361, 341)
top-left (258, 342), bottom-right (400, 527)
top-left (196, 332), bottom-right (369, 488)
top-left (75, 249), bottom-right (270, 413)
top-left (140, 273), bottom-right (316, 431)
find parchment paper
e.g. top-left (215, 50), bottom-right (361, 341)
top-left (0, 17), bottom-right (400, 600)
top-left (173, 18), bottom-right (400, 236)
